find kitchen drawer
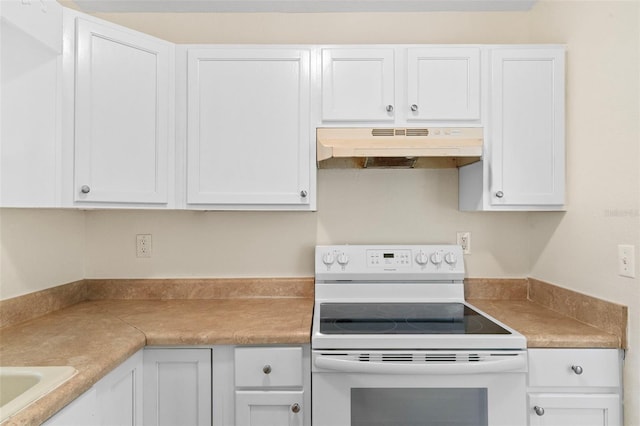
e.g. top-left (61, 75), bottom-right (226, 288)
top-left (528, 349), bottom-right (620, 388)
top-left (235, 347), bottom-right (303, 388)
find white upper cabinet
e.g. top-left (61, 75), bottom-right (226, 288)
top-left (186, 48), bottom-right (313, 209)
top-left (321, 48), bottom-right (395, 122)
top-left (406, 47), bottom-right (480, 121)
top-left (489, 48), bottom-right (565, 207)
top-left (1, 0), bottom-right (63, 207)
top-left (72, 17), bottom-right (173, 206)
top-left (459, 46), bottom-right (565, 211)
top-left (320, 46), bottom-right (481, 125)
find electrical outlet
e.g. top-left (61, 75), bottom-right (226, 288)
top-left (457, 232), bottom-right (471, 254)
top-left (136, 234), bottom-right (152, 258)
top-left (618, 245), bottom-right (635, 278)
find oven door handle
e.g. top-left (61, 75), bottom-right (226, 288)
top-left (315, 355), bottom-right (526, 375)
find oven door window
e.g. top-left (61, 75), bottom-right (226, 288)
top-left (351, 388), bottom-right (488, 426)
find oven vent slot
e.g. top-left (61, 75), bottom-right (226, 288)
top-left (355, 353), bottom-right (486, 364)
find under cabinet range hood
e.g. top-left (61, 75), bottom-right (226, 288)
top-left (317, 127), bottom-right (483, 169)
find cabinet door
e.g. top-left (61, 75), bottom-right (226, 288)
top-left (407, 47), bottom-right (480, 121)
top-left (187, 48), bottom-right (311, 207)
top-left (489, 48), bottom-right (565, 207)
top-left (321, 48), bottom-right (395, 121)
top-left (235, 391), bottom-right (304, 426)
top-left (1, 0), bottom-right (62, 207)
top-left (97, 350), bottom-right (143, 426)
top-left (43, 387), bottom-right (98, 426)
top-left (143, 348), bottom-right (212, 426)
top-left (529, 394), bottom-right (621, 426)
top-left (74, 18), bottom-right (172, 205)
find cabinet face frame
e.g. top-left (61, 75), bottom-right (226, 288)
top-left (186, 48), bottom-right (312, 207)
top-left (73, 17), bottom-right (172, 205)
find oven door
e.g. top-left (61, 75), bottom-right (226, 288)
top-left (311, 350), bottom-right (527, 426)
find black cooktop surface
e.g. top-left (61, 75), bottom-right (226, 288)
top-left (319, 302), bottom-right (511, 335)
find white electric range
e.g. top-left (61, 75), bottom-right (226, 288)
top-left (311, 244), bottom-right (528, 426)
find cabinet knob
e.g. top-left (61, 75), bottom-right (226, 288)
top-left (386, 105), bottom-right (394, 112)
top-left (533, 406), bottom-right (545, 416)
top-left (80, 185), bottom-right (91, 194)
top-left (300, 190), bottom-right (308, 198)
top-left (410, 104), bottom-right (419, 112)
top-left (495, 191), bottom-right (504, 198)
top-left (571, 365), bottom-right (584, 375)
top-left (262, 365), bottom-right (272, 374)
top-left (291, 403), bottom-right (301, 414)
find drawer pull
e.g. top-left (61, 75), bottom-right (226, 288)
top-left (533, 406), bottom-right (545, 416)
top-left (291, 403), bottom-right (301, 414)
top-left (571, 365), bottom-right (584, 375)
top-left (263, 365), bottom-right (272, 374)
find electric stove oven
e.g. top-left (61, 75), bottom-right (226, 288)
top-left (311, 245), bottom-right (527, 426)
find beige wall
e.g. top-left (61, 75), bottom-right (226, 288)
top-left (1, 1), bottom-right (638, 423)
top-left (527, 2), bottom-right (640, 424)
top-left (0, 209), bottom-right (85, 299)
top-left (84, 170), bottom-right (530, 278)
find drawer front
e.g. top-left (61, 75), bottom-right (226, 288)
top-left (528, 349), bottom-right (620, 388)
top-left (235, 347), bottom-right (303, 388)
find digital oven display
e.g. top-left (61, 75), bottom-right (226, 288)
top-left (383, 253), bottom-right (394, 259)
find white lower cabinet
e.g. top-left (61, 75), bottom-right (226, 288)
top-left (143, 348), bottom-right (212, 426)
top-left (233, 346), bottom-right (310, 426)
top-left (528, 393), bottom-right (621, 426)
top-left (43, 387), bottom-right (98, 426)
top-left (44, 350), bottom-right (143, 426)
top-left (45, 345), bottom-right (310, 426)
top-left (235, 391), bottom-right (304, 426)
top-left (527, 349), bottom-right (623, 426)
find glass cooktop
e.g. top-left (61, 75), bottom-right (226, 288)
top-left (319, 303), bottom-right (511, 335)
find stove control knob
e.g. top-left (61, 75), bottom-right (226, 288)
top-left (430, 252), bottom-right (443, 265)
top-left (415, 251), bottom-right (429, 265)
top-left (444, 252), bottom-right (457, 265)
top-left (322, 252), bottom-right (335, 266)
top-left (337, 252), bottom-right (350, 266)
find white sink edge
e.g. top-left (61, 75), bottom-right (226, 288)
top-left (0, 366), bottom-right (78, 423)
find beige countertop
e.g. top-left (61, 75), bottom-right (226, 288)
top-left (0, 296), bottom-right (314, 426)
top-left (0, 277), bottom-right (626, 425)
top-left (468, 299), bottom-right (621, 348)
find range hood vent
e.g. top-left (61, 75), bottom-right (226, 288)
top-left (317, 127), bottom-right (483, 169)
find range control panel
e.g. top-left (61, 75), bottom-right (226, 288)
top-left (366, 249), bottom-right (412, 267)
top-left (315, 245), bottom-right (465, 282)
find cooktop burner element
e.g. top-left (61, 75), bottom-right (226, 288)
top-left (319, 303), bottom-right (511, 335)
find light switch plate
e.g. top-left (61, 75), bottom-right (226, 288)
top-left (618, 245), bottom-right (635, 278)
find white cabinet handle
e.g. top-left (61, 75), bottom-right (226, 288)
top-left (571, 365), bottom-right (584, 375)
top-left (533, 406), bottom-right (545, 416)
